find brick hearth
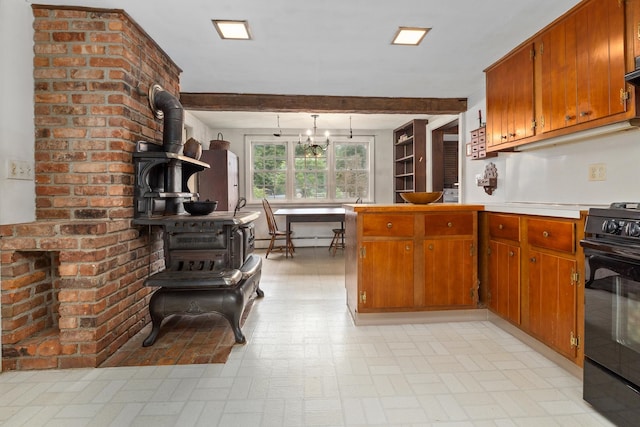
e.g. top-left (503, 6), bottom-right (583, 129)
top-left (0, 5), bottom-right (181, 370)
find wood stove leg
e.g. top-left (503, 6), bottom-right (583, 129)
top-left (143, 290), bottom-right (165, 347)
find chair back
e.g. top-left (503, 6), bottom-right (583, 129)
top-left (262, 199), bottom-right (279, 234)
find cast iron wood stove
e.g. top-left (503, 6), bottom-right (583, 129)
top-left (132, 85), bottom-right (262, 346)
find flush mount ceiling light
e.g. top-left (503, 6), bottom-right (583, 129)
top-left (212, 20), bottom-right (252, 40)
top-left (391, 27), bottom-right (430, 45)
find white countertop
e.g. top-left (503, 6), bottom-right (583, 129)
top-left (481, 202), bottom-right (606, 219)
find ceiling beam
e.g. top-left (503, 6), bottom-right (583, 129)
top-left (179, 93), bottom-right (468, 115)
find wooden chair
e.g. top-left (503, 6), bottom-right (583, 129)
top-left (329, 198), bottom-right (361, 256)
top-left (262, 199), bottom-right (295, 258)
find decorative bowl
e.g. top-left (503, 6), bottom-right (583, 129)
top-left (400, 192), bottom-right (443, 204)
top-left (183, 200), bottom-right (218, 215)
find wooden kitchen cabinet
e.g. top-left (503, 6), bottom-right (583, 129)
top-left (487, 0), bottom-right (634, 151)
top-left (394, 120), bottom-right (427, 203)
top-left (525, 217), bottom-right (581, 361)
top-left (480, 212), bottom-right (586, 366)
top-left (360, 240), bottom-right (414, 309)
top-left (344, 204), bottom-right (482, 321)
top-left (538, 0), bottom-right (626, 132)
top-left (359, 213), bottom-right (415, 309)
top-left (486, 43), bottom-right (535, 148)
top-left (197, 149), bottom-right (239, 212)
top-left (423, 212), bottom-right (477, 307)
top-left (486, 213), bottom-right (522, 325)
top-left (527, 249), bottom-right (578, 360)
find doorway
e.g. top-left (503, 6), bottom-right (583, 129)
top-left (430, 119), bottom-right (459, 202)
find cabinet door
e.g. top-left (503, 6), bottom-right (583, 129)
top-left (486, 44), bottom-right (535, 147)
top-left (424, 238), bottom-right (476, 307)
top-left (575, 0), bottom-right (626, 123)
top-left (528, 250), bottom-right (577, 359)
top-left (360, 240), bottom-right (414, 309)
top-left (540, 16), bottom-right (578, 131)
top-left (488, 240), bottom-right (521, 324)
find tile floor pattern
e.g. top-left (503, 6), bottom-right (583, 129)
top-left (0, 247), bottom-right (615, 426)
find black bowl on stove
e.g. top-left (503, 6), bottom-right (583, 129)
top-left (183, 200), bottom-right (218, 215)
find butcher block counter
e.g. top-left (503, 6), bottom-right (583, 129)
top-left (344, 204), bottom-right (484, 323)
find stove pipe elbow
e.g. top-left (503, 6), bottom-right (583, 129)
top-left (149, 84), bottom-right (184, 154)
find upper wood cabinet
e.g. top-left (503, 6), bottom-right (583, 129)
top-left (538, 0), bottom-right (626, 132)
top-left (487, 0), bottom-right (633, 151)
top-left (486, 44), bottom-right (536, 148)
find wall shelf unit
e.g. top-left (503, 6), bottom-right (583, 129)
top-left (394, 119), bottom-right (427, 203)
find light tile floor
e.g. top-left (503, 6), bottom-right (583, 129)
top-left (0, 247), bottom-right (615, 426)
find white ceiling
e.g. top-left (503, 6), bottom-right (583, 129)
top-left (32, 0), bottom-right (581, 129)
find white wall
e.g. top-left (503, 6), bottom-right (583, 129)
top-left (0, 0), bottom-right (36, 225)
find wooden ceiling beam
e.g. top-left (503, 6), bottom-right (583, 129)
top-left (179, 93), bottom-right (468, 115)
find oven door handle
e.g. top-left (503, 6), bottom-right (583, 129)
top-left (581, 239), bottom-right (640, 263)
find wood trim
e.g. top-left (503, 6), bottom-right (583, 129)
top-left (179, 92), bottom-right (468, 114)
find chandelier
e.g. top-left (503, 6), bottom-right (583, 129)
top-left (299, 114), bottom-right (330, 156)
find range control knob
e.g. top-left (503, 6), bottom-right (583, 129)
top-left (626, 222), bottom-right (640, 238)
top-left (602, 220), bottom-right (621, 234)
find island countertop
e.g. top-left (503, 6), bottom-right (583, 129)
top-left (343, 203), bottom-right (484, 213)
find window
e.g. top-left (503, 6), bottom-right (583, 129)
top-left (247, 135), bottom-right (374, 203)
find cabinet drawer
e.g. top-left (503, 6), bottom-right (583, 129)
top-left (424, 213), bottom-right (474, 236)
top-left (488, 214), bottom-right (520, 241)
top-left (527, 218), bottom-right (575, 253)
top-left (363, 214), bottom-right (414, 237)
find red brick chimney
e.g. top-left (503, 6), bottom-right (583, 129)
top-left (0, 5), bottom-right (181, 370)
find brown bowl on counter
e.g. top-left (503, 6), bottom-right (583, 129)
top-left (400, 192), bottom-right (443, 204)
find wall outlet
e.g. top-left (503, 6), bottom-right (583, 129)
top-left (588, 163), bottom-right (606, 181)
top-left (7, 159), bottom-right (35, 180)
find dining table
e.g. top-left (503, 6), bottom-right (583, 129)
top-left (273, 207), bottom-right (346, 258)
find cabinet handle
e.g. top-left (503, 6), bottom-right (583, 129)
top-left (387, 222), bottom-right (393, 229)
top-left (509, 251), bottom-right (514, 257)
top-left (530, 257), bottom-right (536, 263)
top-left (542, 231), bottom-right (549, 238)
top-left (447, 222), bottom-right (453, 228)
top-left (428, 244), bottom-right (434, 250)
top-left (501, 135), bottom-right (508, 140)
top-left (509, 133), bottom-right (516, 138)
top-left (565, 115), bottom-right (575, 121)
top-left (405, 245), bottom-right (411, 251)
top-left (498, 224), bottom-right (504, 230)
top-left (580, 111), bottom-right (591, 117)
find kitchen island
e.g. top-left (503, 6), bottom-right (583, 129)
top-left (344, 203), bottom-right (484, 324)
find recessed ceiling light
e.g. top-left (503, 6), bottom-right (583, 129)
top-left (392, 27), bottom-right (430, 45)
top-left (212, 20), bottom-right (252, 40)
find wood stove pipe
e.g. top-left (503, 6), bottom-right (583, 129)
top-left (149, 84), bottom-right (186, 214)
top-left (149, 84), bottom-right (184, 154)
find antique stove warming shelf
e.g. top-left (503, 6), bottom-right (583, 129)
top-left (132, 84), bottom-right (263, 346)
top-left (580, 202), bottom-right (640, 425)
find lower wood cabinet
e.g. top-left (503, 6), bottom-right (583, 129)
top-left (424, 238), bottom-right (476, 307)
top-left (528, 249), bottom-right (578, 360)
top-left (488, 240), bottom-right (521, 325)
top-left (360, 240), bottom-right (414, 309)
top-left (345, 205), bottom-right (482, 319)
top-left (480, 211), bottom-right (586, 366)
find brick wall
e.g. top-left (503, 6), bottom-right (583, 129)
top-left (0, 5), bottom-right (180, 370)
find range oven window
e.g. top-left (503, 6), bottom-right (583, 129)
top-left (585, 250), bottom-right (640, 386)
